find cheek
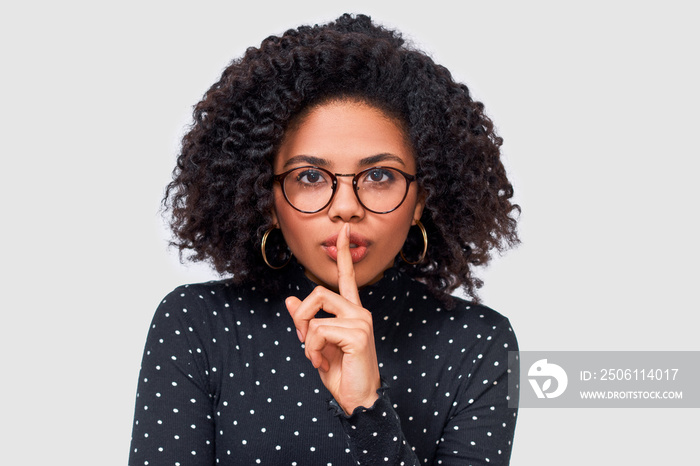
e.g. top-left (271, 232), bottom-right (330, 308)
top-left (377, 209), bottom-right (415, 254)
top-left (386, 199), bottom-right (421, 248)
top-left (272, 190), bottom-right (308, 253)
top-left (272, 188), bottom-right (294, 226)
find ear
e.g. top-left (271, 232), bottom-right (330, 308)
top-left (412, 191), bottom-right (426, 225)
top-left (270, 207), bottom-right (279, 227)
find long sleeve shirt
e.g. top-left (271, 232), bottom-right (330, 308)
top-left (129, 263), bottom-right (519, 465)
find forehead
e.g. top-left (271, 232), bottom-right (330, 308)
top-left (275, 101), bottom-right (415, 170)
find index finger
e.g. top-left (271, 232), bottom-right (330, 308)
top-left (336, 222), bottom-right (361, 306)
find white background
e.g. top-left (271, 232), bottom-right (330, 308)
top-left (2, 1), bottom-right (698, 464)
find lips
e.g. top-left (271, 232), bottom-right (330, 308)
top-left (322, 232), bottom-right (370, 263)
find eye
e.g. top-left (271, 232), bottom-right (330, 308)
top-left (362, 168), bottom-right (395, 184)
top-left (295, 168), bottom-right (327, 185)
top-left (290, 168), bottom-right (331, 191)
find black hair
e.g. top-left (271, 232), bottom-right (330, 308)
top-left (164, 13), bottom-right (520, 303)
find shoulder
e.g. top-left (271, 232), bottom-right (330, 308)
top-left (157, 278), bottom-right (269, 310)
top-left (407, 277), bottom-right (517, 346)
top-left (145, 279), bottom-right (277, 353)
top-left (408, 275), bottom-right (512, 325)
top-left (449, 296), bottom-right (513, 332)
top-left (451, 298), bottom-right (518, 353)
top-left (152, 278), bottom-right (272, 326)
top-left (160, 279), bottom-right (234, 302)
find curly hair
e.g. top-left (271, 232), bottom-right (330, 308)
top-left (164, 13), bottom-right (520, 303)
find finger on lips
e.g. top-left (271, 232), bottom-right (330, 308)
top-left (286, 223), bottom-right (365, 354)
top-left (336, 223), bottom-right (361, 306)
top-left (283, 223), bottom-right (379, 410)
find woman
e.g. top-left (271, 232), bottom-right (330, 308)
top-left (130, 13), bottom-right (520, 466)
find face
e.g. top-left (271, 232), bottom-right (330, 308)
top-left (271, 100), bottom-right (424, 291)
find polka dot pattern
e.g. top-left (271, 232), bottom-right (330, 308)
top-left (129, 264), bottom-right (518, 465)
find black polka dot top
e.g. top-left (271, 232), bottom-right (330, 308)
top-left (129, 262), bottom-right (519, 465)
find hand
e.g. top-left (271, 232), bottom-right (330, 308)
top-left (285, 223), bottom-right (381, 414)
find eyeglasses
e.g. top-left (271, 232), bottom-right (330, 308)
top-left (274, 165), bottom-right (417, 214)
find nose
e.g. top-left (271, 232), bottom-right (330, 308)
top-left (327, 176), bottom-right (365, 222)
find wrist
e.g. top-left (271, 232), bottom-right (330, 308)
top-left (331, 378), bottom-right (388, 417)
top-left (340, 392), bottom-right (380, 415)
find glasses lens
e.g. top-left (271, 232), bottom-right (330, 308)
top-left (283, 167), bottom-right (334, 212)
top-left (356, 167), bottom-right (408, 213)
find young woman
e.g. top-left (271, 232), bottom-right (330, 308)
top-left (130, 13), bottom-right (520, 466)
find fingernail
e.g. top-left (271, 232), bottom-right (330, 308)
top-left (296, 328), bottom-right (303, 342)
top-left (345, 223), bottom-right (350, 238)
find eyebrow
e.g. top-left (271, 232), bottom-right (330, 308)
top-left (283, 153), bottom-right (406, 169)
top-left (283, 155), bottom-right (332, 168)
top-left (358, 153), bottom-right (406, 167)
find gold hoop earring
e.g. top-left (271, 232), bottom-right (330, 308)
top-left (400, 219), bottom-right (428, 265)
top-left (261, 226), bottom-right (292, 269)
